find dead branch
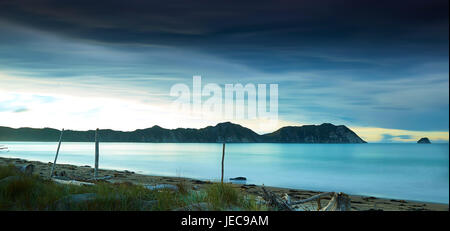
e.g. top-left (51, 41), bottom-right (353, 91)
top-left (293, 192), bottom-right (351, 211)
top-left (261, 186), bottom-right (294, 211)
top-left (261, 187), bottom-right (351, 211)
top-left (320, 192), bottom-right (351, 211)
top-left (290, 192), bottom-right (334, 205)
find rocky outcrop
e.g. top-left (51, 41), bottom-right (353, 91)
top-left (0, 122), bottom-right (366, 143)
top-left (417, 137), bottom-right (431, 144)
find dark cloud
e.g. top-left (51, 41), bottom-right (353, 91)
top-left (8, 0), bottom-right (439, 74)
top-left (0, 1), bottom-right (448, 76)
top-left (0, 1), bottom-right (447, 55)
top-left (0, 0), bottom-right (448, 132)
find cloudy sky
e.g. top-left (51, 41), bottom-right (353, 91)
top-left (0, 0), bottom-right (448, 142)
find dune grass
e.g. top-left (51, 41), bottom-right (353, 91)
top-left (0, 165), bottom-right (88, 210)
top-left (205, 183), bottom-right (266, 211)
top-left (0, 165), bottom-right (266, 211)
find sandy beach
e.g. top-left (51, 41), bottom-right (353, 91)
top-left (0, 156), bottom-right (448, 211)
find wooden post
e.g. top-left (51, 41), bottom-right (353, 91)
top-left (221, 143), bottom-right (225, 184)
top-left (50, 129), bottom-right (64, 178)
top-left (94, 128), bottom-right (99, 179)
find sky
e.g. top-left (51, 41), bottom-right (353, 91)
top-left (0, 0), bottom-right (448, 142)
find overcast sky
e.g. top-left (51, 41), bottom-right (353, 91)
top-left (0, 0), bottom-right (448, 142)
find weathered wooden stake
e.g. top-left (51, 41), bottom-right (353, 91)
top-left (221, 143), bottom-right (225, 184)
top-left (94, 128), bottom-right (99, 179)
top-left (50, 128), bottom-right (64, 178)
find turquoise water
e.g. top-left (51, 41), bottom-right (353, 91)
top-left (0, 142), bottom-right (448, 203)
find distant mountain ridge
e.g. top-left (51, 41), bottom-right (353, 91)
top-left (262, 123), bottom-right (366, 143)
top-left (0, 122), bottom-right (366, 143)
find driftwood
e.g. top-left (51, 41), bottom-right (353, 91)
top-left (261, 187), bottom-right (294, 211)
top-left (291, 191), bottom-right (351, 211)
top-left (320, 192), bottom-right (351, 211)
top-left (52, 178), bottom-right (95, 186)
top-left (93, 175), bottom-right (112, 181)
top-left (261, 187), bottom-right (351, 211)
top-left (291, 192), bottom-right (334, 205)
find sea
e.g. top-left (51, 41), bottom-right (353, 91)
top-left (0, 142), bottom-right (448, 203)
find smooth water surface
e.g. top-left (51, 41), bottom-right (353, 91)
top-left (0, 142), bottom-right (448, 203)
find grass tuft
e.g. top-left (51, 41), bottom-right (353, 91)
top-left (175, 179), bottom-right (189, 195)
top-left (205, 183), bottom-right (240, 210)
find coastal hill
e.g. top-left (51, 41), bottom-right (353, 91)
top-left (262, 123), bottom-right (366, 143)
top-left (0, 122), bottom-right (366, 143)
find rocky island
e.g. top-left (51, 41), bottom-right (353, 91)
top-left (417, 137), bottom-right (431, 144)
top-left (0, 122), bottom-right (366, 143)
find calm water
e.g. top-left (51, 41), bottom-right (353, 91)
top-left (0, 142), bottom-right (448, 203)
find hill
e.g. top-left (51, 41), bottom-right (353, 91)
top-left (0, 122), bottom-right (366, 143)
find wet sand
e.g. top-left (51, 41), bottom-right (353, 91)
top-left (1, 156), bottom-right (448, 211)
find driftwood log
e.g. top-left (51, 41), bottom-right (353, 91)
top-left (52, 178), bottom-right (95, 186)
top-left (320, 192), bottom-right (351, 211)
top-left (261, 187), bottom-right (294, 211)
top-left (261, 187), bottom-right (351, 211)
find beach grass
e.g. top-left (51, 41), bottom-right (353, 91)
top-left (0, 165), bottom-right (265, 211)
top-left (205, 183), bottom-right (266, 211)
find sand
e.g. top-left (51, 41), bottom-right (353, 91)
top-left (0, 156), bottom-right (448, 211)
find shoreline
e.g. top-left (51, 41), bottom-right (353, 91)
top-left (0, 156), bottom-right (448, 211)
